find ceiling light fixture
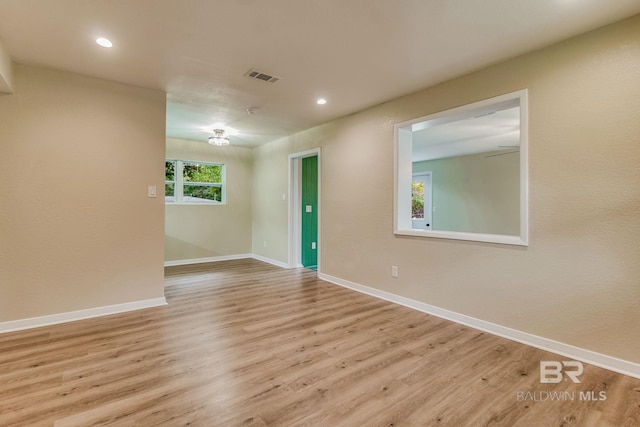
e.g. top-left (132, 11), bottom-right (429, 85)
top-left (202, 123), bottom-right (239, 135)
top-left (96, 37), bottom-right (113, 48)
top-left (316, 98), bottom-right (327, 105)
top-left (208, 129), bottom-right (230, 146)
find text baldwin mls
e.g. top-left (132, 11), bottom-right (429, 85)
top-left (517, 390), bottom-right (607, 402)
top-left (517, 361), bottom-right (607, 402)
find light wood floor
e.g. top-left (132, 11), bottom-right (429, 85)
top-left (1, 259), bottom-right (639, 426)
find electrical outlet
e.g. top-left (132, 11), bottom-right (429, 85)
top-left (391, 266), bottom-right (398, 278)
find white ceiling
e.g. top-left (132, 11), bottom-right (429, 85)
top-left (1, 1), bottom-right (639, 147)
top-left (412, 107), bottom-right (520, 162)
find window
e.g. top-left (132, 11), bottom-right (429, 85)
top-left (165, 159), bottom-right (225, 204)
top-left (394, 89), bottom-right (528, 246)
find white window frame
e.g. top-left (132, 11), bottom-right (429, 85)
top-left (394, 89), bottom-right (529, 246)
top-left (165, 159), bottom-right (226, 205)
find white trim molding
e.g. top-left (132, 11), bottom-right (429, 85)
top-left (251, 254), bottom-right (290, 269)
top-left (318, 272), bottom-right (640, 380)
top-left (394, 89), bottom-right (529, 246)
top-left (164, 254), bottom-right (253, 267)
top-left (165, 254), bottom-right (290, 269)
top-left (0, 297), bottom-right (167, 334)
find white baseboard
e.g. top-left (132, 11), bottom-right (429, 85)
top-left (1, 255), bottom-right (288, 335)
top-left (164, 254), bottom-right (290, 269)
top-left (318, 272), bottom-right (640, 380)
top-left (0, 297), bottom-right (167, 334)
top-left (164, 254), bottom-right (253, 267)
top-left (251, 254), bottom-right (290, 269)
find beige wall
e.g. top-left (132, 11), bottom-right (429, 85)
top-left (413, 150), bottom-right (520, 235)
top-left (252, 138), bottom-right (291, 261)
top-left (0, 65), bottom-right (166, 322)
top-left (165, 138), bottom-right (253, 261)
top-left (252, 16), bottom-right (640, 363)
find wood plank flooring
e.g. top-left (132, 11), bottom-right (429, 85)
top-left (1, 258), bottom-right (639, 426)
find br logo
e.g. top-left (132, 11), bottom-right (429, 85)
top-left (539, 361), bottom-right (583, 384)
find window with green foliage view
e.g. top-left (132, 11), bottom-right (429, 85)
top-left (165, 160), bottom-right (225, 203)
top-left (412, 181), bottom-right (425, 219)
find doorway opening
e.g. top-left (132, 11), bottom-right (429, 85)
top-left (412, 172), bottom-right (432, 230)
top-left (288, 149), bottom-right (321, 270)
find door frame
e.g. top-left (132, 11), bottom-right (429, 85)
top-left (288, 148), bottom-right (321, 270)
top-left (412, 171), bottom-right (433, 230)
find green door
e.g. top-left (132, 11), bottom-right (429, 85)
top-left (301, 155), bottom-right (318, 269)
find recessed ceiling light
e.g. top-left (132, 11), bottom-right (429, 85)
top-left (96, 37), bottom-right (113, 48)
top-left (316, 98), bottom-right (327, 105)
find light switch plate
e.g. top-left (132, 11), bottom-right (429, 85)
top-left (148, 185), bottom-right (157, 198)
top-left (306, 205), bottom-right (312, 213)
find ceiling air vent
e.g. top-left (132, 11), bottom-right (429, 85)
top-left (244, 69), bottom-right (280, 83)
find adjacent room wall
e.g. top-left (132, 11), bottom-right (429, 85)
top-left (165, 137), bottom-right (253, 262)
top-left (251, 15), bottom-right (640, 364)
top-left (413, 150), bottom-right (520, 235)
top-left (0, 64), bottom-right (166, 324)
top-left (252, 129), bottom-right (326, 262)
